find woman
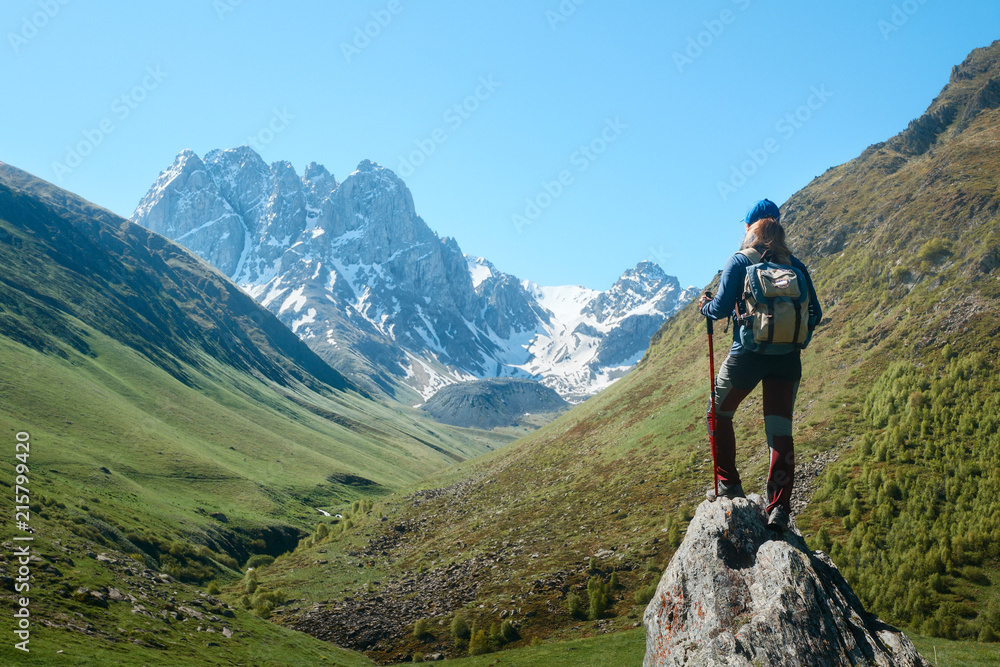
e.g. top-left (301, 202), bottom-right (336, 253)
top-left (697, 198), bottom-right (821, 531)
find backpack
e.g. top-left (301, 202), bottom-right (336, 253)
top-left (735, 248), bottom-right (813, 355)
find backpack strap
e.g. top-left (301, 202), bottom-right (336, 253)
top-left (733, 248), bottom-right (761, 328)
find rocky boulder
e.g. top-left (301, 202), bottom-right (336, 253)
top-left (643, 496), bottom-right (930, 667)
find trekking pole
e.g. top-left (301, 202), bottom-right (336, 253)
top-left (704, 290), bottom-right (719, 497)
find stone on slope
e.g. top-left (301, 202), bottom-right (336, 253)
top-left (643, 495), bottom-right (930, 667)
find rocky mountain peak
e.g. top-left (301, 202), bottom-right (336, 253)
top-left (629, 259), bottom-right (667, 280)
top-left (303, 162), bottom-right (337, 199)
top-left (132, 146), bottom-right (693, 403)
top-left (643, 496), bottom-right (930, 666)
top-left (303, 161), bottom-right (333, 183)
top-left (584, 260), bottom-right (683, 323)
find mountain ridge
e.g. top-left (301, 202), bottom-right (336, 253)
top-left (131, 150), bottom-right (695, 404)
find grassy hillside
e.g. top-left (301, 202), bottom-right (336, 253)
top-left (0, 166), bottom-right (510, 665)
top-left (249, 40), bottom-right (1000, 663)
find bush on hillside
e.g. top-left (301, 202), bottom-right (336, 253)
top-left (468, 628), bottom-right (490, 656)
top-left (413, 618), bottom-right (430, 640)
top-left (566, 592), bottom-right (583, 619)
top-left (451, 613), bottom-right (471, 643)
top-left (246, 554), bottom-right (275, 569)
top-left (588, 575), bottom-right (611, 620)
top-left (813, 354), bottom-right (1000, 641)
top-left (634, 583), bottom-right (657, 605)
top-left (500, 619), bottom-right (518, 643)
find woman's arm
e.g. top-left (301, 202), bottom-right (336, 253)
top-left (700, 253), bottom-right (749, 321)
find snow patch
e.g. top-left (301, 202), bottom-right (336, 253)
top-left (280, 286), bottom-right (308, 314)
top-left (292, 308), bottom-right (317, 333)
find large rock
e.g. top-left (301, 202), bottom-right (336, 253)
top-left (643, 496), bottom-right (930, 667)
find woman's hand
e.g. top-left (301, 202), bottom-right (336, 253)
top-left (698, 291), bottom-right (713, 310)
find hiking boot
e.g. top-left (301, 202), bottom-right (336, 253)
top-left (767, 507), bottom-right (790, 532)
top-left (705, 480), bottom-right (746, 502)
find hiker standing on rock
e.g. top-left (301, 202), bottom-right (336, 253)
top-left (697, 198), bottom-right (822, 531)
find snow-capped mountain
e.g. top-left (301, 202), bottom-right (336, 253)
top-left (131, 147), bottom-right (695, 402)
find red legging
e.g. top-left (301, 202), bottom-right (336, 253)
top-left (708, 352), bottom-right (801, 514)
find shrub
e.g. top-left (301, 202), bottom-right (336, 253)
top-left (315, 523), bottom-right (330, 540)
top-left (634, 584), bottom-right (657, 605)
top-left (468, 628), bottom-right (490, 656)
top-left (488, 623), bottom-right (503, 648)
top-left (890, 265), bottom-right (912, 283)
top-left (252, 588), bottom-right (287, 607)
top-left (246, 554), bottom-right (275, 569)
top-left (916, 237), bottom-right (952, 267)
top-left (451, 614), bottom-right (471, 642)
top-left (413, 618), bottom-right (430, 640)
top-left (978, 626), bottom-right (1000, 643)
top-left (500, 619), bottom-right (518, 643)
top-left (566, 592), bottom-right (583, 619)
top-left (588, 576), bottom-right (611, 620)
top-left (667, 521), bottom-right (682, 548)
top-left (206, 581), bottom-right (220, 595)
top-left (961, 566), bottom-right (989, 585)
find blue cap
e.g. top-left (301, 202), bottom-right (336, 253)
top-left (745, 198), bottom-right (780, 225)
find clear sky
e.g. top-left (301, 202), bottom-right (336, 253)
top-left (3, 1), bottom-right (999, 291)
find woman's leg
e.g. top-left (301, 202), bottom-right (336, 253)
top-left (710, 355), bottom-right (759, 488)
top-left (762, 364), bottom-right (801, 514)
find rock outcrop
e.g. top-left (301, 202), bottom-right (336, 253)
top-left (419, 377), bottom-right (568, 429)
top-left (643, 496), bottom-right (930, 667)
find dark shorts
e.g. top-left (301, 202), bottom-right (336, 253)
top-left (714, 351), bottom-right (801, 422)
top-left (719, 351), bottom-right (801, 391)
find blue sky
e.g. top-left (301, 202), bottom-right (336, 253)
top-left (3, 1), bottom-right (999, 291)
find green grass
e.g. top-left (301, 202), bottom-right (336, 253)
top-left (419, 628), bottom-right (1000, 667)
top-left (0, 614), bottom-right (374, 667)
top-left (909, 634), bottom-right (1000, 667)
top-left (434, 628), bottom-right (645, 666)
top-left (0, 316), bottom-right (512, 665)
